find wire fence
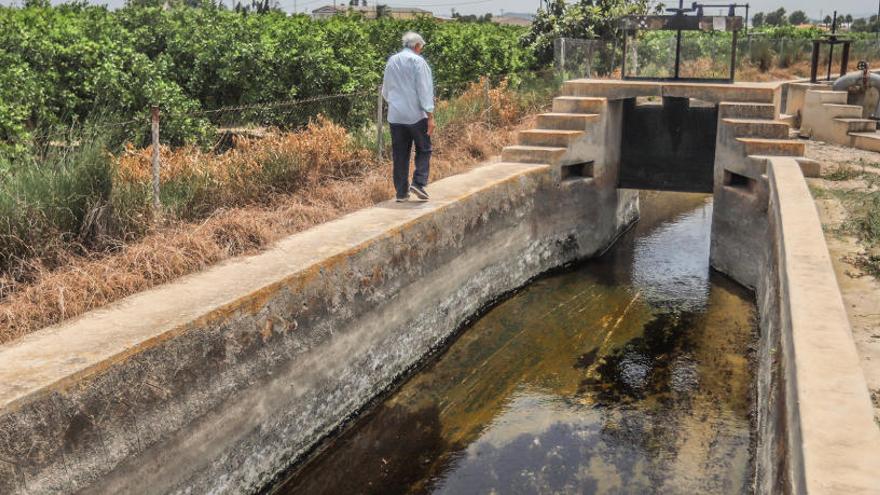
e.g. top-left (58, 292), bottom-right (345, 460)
top-left (9, 69), bottom-right (563, 218)
top-left (555, 36), bottom-right (880, 81)
top-left (28, 32), bottom-right (880, 217)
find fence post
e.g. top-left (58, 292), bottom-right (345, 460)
top-left (376, 86), bottom-right (384, 162)
top-left (150, 106), bottom-right (161, 218)
top-left (561, 37), bottom-right (567, 79)
top-left (630, 39), bottom-right (638, 76)
top-left (586, 41), bottom-right (593, 79)
top-left (484, 78), bottom-right (491, 122)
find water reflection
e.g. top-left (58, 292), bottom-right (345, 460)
top-left (273, 192), bottom-right (755, 495)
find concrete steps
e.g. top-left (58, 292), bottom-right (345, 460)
top-left (552, 96), bottom-right (605, 114)
top-left (502, 94), bottom-right (607, 171)
top-left (718, 102), bottom-right (776, 120)
top-left (812, 90), bottom-right (849, 104)
top-left (736, 137), bottom-right (806, 156)
top-left (821, 103), bottom-right (863, 119)
top-left (501, 145), bottom-right (567, 164)
top-left (850, 132), bottom-right (880, 152)
top-left (536, 112), bottom-right (600, 131)
top-left (719, 99), bottom-right (808, 194)
top-left (517, 129), bottom-right (585, 147)
top-left (835, 117), bottom-right (877, 133)
top-left (800, 86), bottom-right (880, 150)
top-left (721, 118), bottom-right (790, 139)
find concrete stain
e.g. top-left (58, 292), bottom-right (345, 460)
top-left (272, 191), bottom-right (756, 495)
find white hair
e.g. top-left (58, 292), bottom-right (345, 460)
top-left (402, 32), bottom-right (426, 50)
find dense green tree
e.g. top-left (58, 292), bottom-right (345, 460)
top-left (849, 17), bottom-right (879, 32)
top-left (521, 0), bottom-right (655, 65)
top-left (750, 12), bottom-right (764, 27)
top-left (751, 12), bottom-right (764, 27)
top-left (452, 12), bottom-right (493, 23)
top-left (823, 15), bottom-right (832, 25)
top-left (765, 8), bottom-right (787, 26)
top-left (788, 10), bottom-right (807, 25)
top-left (0, 4), bottom-right (534, 146)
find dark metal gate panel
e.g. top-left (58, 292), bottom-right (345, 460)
top-left (619, 97), bottom-right (717, 193)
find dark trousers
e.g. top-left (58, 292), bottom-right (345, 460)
top-left (389, 118), bottom-right (432, 199)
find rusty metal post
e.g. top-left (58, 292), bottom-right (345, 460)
top-left (150, 106), bottom-right (161, 217)
top-left (376, 86), bottom-right (384, 161)
top-left (730, 29), bottom-right (739, 82)
top-left (810, 40), bottom-right (820, 83)
top-left (483, 76), bottom-right (492, 115)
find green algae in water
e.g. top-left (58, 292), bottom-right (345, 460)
top-left (274, 192), bottom-right (756, 495)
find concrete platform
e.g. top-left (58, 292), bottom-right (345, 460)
top-left (562, 79), bottom-right (781, 104)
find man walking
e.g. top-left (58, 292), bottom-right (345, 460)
top-left (382, 32), bottom-right (434, 202)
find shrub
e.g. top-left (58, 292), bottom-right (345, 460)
top-left (0, 127), bottom-right (119, 277)
top-left (0, 5), bottom-right (533, 146)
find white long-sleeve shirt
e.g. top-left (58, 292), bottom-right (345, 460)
top-left (381, 48), bottom-right (435, 125)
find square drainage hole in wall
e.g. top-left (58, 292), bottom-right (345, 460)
top-left (561, 162), bottom-right (593, 181)
top-left (724, 170), bottom-right (756, 192)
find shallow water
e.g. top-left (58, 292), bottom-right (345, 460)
top-left (273, 192), bottom-right (756, 495)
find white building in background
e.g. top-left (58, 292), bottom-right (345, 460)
top-left (311, 5), bottom-right (433, 20)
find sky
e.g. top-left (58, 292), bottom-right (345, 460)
top-left (311, 0), bottom-right (879, 19)
top-left (3, 0), bottom-right (878, 20)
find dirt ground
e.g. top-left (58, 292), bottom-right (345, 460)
top-left (805, 140), bottom-right (880, 424)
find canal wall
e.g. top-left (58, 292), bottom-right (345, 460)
top-left (0, 162), bottom-right (638, 494)
top-left (495, 78), bottom-right (880, 493)
top-left (4, 77), bottom-right (878, 495)
top-left (754, 156), bottom-right (880, 494)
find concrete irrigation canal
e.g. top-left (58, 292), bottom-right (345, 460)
top-left (273, 192), bottom-right (756, 494)
top-left (1, 80), bottom-right (879, 494)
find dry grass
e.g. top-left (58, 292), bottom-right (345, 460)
top-left (738, 59), bottom-right (813, 82)
top-left (0, 82), bottom-right (538, 344)
top-left (116, 117), bottom-right (376, 218)
top-left (677, 58), bottom-right (818, 82)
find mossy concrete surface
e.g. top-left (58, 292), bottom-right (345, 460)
top-left (0, 161), bottom-right (637, 494)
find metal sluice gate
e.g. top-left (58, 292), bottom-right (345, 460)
top-left (620, 1), bottom-right (748, 82)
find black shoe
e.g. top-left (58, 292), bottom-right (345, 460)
top-left (409, 184), bottom-right (429, 201)
top-left (395, 195), bottom-right (409, 202)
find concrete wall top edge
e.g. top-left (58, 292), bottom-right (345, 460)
top-left (0, 162), bottom-right (549, 412)
top-left (564, 79), bottom-right (782, 103)
top-left (767, 156), bottom-right (880, 493)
